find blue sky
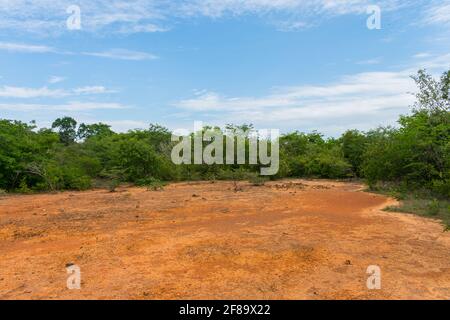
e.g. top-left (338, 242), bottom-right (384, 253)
top-left (0, 0), bottom-right (449, 136)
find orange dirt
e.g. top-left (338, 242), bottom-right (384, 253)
top-left (0, 180), bottom-right (449, 300)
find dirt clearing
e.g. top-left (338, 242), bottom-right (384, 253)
top-left (0, 180), bottom-right (449, 300)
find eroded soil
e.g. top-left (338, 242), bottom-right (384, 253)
top-left (0, 180), bottom-right (449, 300)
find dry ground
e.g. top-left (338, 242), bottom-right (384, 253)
top-left (0, 180), bottom-right (449, 300)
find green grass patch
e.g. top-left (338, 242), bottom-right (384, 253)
top-left (382, 196), bottom-right (450, 231)
top-left (368, 183), bottom-right (449, 231)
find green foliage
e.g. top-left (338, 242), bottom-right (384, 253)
top-left (0, 119), bottom-right (59, 190)
top-left (362, 70), bottom-right (449, 197)
top-left (52, 117), bottom-right (77, 145)
top-left (108, 179), bottom-right (121, 193)
top-left (383, 195), bottom-right (450, 231)
top-left (340, 130), bottom-right (368, 176)
top-left (18, 178), bottom-right (32, 194)
top-left (247, 173), bottom-right (268, 186)
top-left (280, 132), bottom-right (352, 179)
top-left (427, 199), bottom-right (440, 216)
top-left (77, 123), bottom-right (113, 140)
top-left (136, 177), bottom-right (167, 191)
top-left (0, 69), bottom-right (448, 214)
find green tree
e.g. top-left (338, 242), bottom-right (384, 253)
top-left (77, 123), bottom-right (113, 140)
top-left (52, 117), bottom-right (77, 145)
top-left (340, 130), bottom-right (368, 176)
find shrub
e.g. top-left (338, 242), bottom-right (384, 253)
top-left (108, 179), bottom-right (120, 193)
top-left (17, 178), bottom-right (32, 194)
top-left (246, 172), bottom-right (268, 186)
top-left (136, 177), bottom-right (167, 191)
top-left (427, 199), bottom-right (440, 216)
top-left (66, 175), bottom-right (92, 191)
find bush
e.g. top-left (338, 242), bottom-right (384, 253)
top-left (245, 172), bottom-right (268, 186)
top-left (17, 178), bottom-right (32, 194)
top-left (108, 179), bottom-right (120, 193)
top-left (136, 177), bottom-right (167, 191)
top-left (249, 176), bottom-right (268, 186)
top-left (432, 179), bottom-right (450, 198)
top-left (66, 175), bottom-right (92, 191)
top-left (427, 199), bottom-right (440, 216)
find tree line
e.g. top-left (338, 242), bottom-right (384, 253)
top-left (0, 70), bottom-right (448, 198)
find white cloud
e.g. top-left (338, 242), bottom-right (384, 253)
top-left (173, 52), bottom-right (450, 135)
top-left (106, 120), bottom-right (149, 132)
top-left (178, 0), bottom-right (366, 17)
top-left (0, 86), bottom-right (67, 98)
top-left (119, 23), bottom-right (170, 34)
top-left (48, 76), bottom-right (65, 84)
top-left (0, 41), bottom-right (55, 53)
top-left (175, 71), bottom-right (415, 113)
top-left (82, 49), bottom-right (158, 61)
top-left (0, 41), bottom-right (158, 61)
top-left (0, 101), bottom-right (128, 112)
top-left (356, 58), bottom-right (382, 65)
top-left (412, 53), bottom-right (450, 70)
top-left (0, 0), bottom-right (407, 35)
top-left (0, 85), bottom-right (115, 98)
top-left (423, 1), bottom-right (450, 26)
top-left (72, 86), bottom-right (115, 94)
top-left (0, 0), bottom-right (166, 35)
top-left (413, 52), bottom-right (432, 59)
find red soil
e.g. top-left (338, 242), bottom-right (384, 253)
top-left (0, 180), bottom-right (449, 299)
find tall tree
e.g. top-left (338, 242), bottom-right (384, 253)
top-left (52, 117), bottom-right (77, 145)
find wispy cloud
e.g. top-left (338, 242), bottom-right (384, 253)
top-left (0, 41), bottom-right (55, 53)
top-left (422, 0), bottom-right (450, 26)
top-left (173, 53), bottom-right (450, 133)
top-left (0, 0), bottom-right (408, 35)
top-left (356, 58), bottom-right (382, 65)
top-left (82, 49), bottom-right (158, 61)
top-left (0, 41), bottom-right (158, 62)
top-left (0, 101), bottom-right (128, 112)
top-left (413, 52), bottom-right (432, 59)
top-left (0, 0), bottom-right (167, 35)
top-left (175, 0), bottom-right (403, 18)
top-left (118, 23), bottom-right (170, 34)
top-left (175, 71), bottom-right (415, 113)
top-left (0, 85), bottom-right (115, 98)
top-left (72, 86), bottom-right (116, 94)
top-left (106, 120), bottom-right (149, 132)
top-left (48, 76), bottom-right (66, 84)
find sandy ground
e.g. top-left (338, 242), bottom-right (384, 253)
top-left (0, 180), bottom-right (449, 300)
